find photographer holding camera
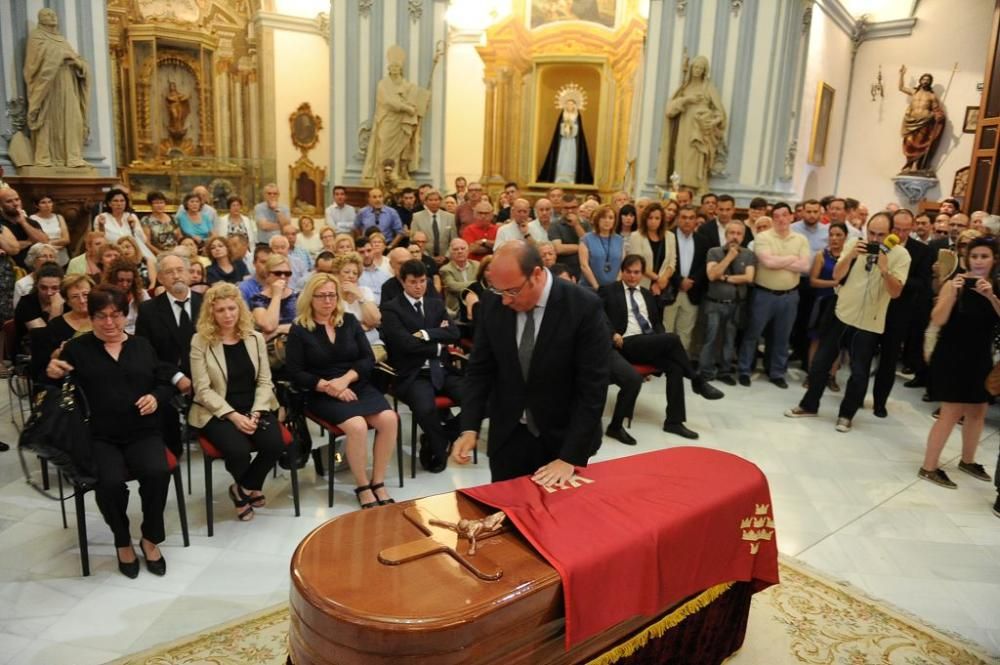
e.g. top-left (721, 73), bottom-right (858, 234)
top-left (785, 212), bottom-right (910, 432)
top-left (918, 237), bottom-right (1000, 491)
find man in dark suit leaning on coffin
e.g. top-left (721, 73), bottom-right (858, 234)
top-left (380, 259), bottom-right (463, 473)
top-left (135, 252), bottom-right (202, 456)
top-left (600, 255), bottom-right (724, 442)
top-left (451, 241), bottom-right (610, 486)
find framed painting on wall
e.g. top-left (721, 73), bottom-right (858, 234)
top-left (963, 106), bottom-right (979, 134)
top-left (808, 82), bottom-right (835, 166)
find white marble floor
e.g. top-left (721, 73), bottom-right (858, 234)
top-left (0, 367), bottom-right (998, 664)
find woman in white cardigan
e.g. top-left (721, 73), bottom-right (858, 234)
top-left (626, 201), bottom-right (676, 295)
top-left (189, 282), bottom-right (282, 522)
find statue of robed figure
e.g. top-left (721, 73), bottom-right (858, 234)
top-left (656, 55), bottom-right (727, 196)
top-left (23, 8), bottom-right (90, 168)
top-left (537, 83), bottom-right (594, 185)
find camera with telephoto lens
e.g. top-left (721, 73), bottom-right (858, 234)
top-left (866, 242), bottom-right (881, 255)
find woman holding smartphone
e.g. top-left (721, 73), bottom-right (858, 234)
top-left (919, 237), bottom-right (1000, 489)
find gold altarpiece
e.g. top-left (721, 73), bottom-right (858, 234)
top-left (106, 0), bottom-right (271, 210)
top-left (477, 3), bottom-right (646, 199)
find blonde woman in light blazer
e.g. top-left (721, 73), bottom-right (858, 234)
top-left (626, 201), bottom-right (676, 293)
top-left (190, 282), bottom-right (282, 523)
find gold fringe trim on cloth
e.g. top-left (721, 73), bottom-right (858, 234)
top-left (585, 581), bottom-right (735, 665)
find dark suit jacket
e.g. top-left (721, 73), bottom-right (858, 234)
top-left (695, 219), bottom-right (753, 251)
top-left (668, 229), bottom-right (709, 304)
top-left (460, 276), bottom-right (610, 466)
top-left (896, 237), bottom-right (932, 303)
top-left (379, 294), bottom-right (459, 394)
top-left (599, 282), bottom-right (665, 336)
top-left (135, 292), bottom-right (203, 378)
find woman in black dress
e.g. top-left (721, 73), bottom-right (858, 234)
top-left (920, 237), bottom-right (1000, 489)
top-left (46, 286), bottom-right (175, 578)
top-left (285, 273), bottom-right (398, 509)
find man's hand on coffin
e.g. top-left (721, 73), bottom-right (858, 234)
top-left (531, 459), bottom-right (575, 489)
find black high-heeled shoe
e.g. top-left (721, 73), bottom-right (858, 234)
top-left (117, 548), bottom-right (139, 579)
top-left (370, 482), bottom-right (395, 506)
top-left (141, 539), bottom-right (166, 576)
top-left (354, 485), bottom-right (378, 509)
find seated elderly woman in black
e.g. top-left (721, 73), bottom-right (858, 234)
top-left (285, 273), bottom-right (398, 509)
top-left (46, 285), bottom-right (176, 578)
top-left (189, 282), bottom-right (282, 522)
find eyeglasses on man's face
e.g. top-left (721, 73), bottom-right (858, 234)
top-left (488, 275), bottom-right (531, 298)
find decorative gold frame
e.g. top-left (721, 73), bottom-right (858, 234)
top-left (476, 5), bottom-right (646, 197)
top-left (289, 102), bottom-right (323, 155)
top-left (808, 82), bottom-right (835, 166)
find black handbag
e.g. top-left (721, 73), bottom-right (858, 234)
top-left (18, 376), bottom-right (97, 491)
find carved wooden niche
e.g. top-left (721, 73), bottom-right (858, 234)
top-left (289, 103), bottom-right (325, 215)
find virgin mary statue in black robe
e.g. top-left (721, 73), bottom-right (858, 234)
top-left (537, 91), bottom-right (593, 185)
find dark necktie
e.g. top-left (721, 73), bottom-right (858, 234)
top-left (519, 309), bottom-right (540, 436)
top-left (415, 300), bottom-right (444, 389)
top-left (431, 213), bottom-right (440, 256)
top-left (175, 299), bottom-right (193, 337)
top-left (628, 287), bottom-right (653, 335)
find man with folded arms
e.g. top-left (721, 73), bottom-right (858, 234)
top-left (700, 221), bottom-right (755, 386)
top-left (785, 213), bottom-right (909, 432)
top-left (600, 255), bottom-right (724, 442)
top-left (736, 202), bottom-right (810, 388)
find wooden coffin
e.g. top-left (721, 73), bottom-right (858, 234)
top-left (288, 491), bottom-right (751, 665)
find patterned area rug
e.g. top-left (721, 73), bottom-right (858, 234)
top-left (110, 557), bottom-right (997, 665)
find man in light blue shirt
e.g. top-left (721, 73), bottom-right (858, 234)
top-left (790, 199), bottom-right (828, 260)
top-left (324, 185), bottom-right (356, 234)
top-left (354, 188), bottom-right (403, 243)
top-left (356, 235), bottom-right (391, 304)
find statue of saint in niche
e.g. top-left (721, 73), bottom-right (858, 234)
top-left (165, 80), bottom-right (191, 143)
top-left (537, 83), bottom-right (594, 185)
top-left (23, 8), bottom-right (90, 168)
top-left (897, 65), bottom-right (946, 175)
top-left (363, 46), bottom-right (431, 186)
top-left (657, 55), bottom-right (727, 196)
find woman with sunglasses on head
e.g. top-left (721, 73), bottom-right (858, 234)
top-left (919, 237), bottom-right (1000, 490)
top-left (190, 283), bottom-right (282, 522)
top-left (46, 285), bottom-right (176, 578)
top-left (250, 255), bottom-right (298, 341)
top-left (94, 188), bottom-right (155, 262)
top-left (285, 273), bottom-right (398, 509)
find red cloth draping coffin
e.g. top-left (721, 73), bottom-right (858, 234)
top-left (461, 447), bottom-right (780, 648)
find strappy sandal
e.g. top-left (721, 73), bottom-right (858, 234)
top-left (354, 485), bottom-right (378, 510)
top-left (370, 482), bottom-right (395, 506)
top-left (246, 491), bottom-right (266, 509)
top-left (229, 484), bottom-right (255, 521)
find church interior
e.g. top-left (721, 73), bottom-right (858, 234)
top-left (1, 0), bottom-right (999, 663)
